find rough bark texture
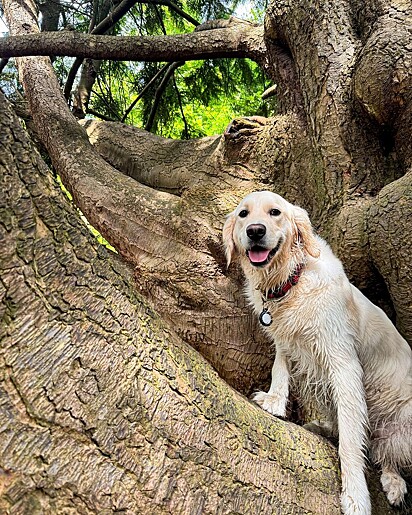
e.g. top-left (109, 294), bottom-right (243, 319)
top-left (1, 0), bottom-right (412, 511)
top-left (2, 0), bottom-right (411, 394)
top-left (0, 23), bottom-right (267, 64)
top-left (0, 89), bottom-right (349, 514)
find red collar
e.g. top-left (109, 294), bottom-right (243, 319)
top-left (267, 264), bottom-right (304, 300)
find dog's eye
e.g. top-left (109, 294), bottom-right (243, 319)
top-left (269, 208), bottom-right (281, 216)
top-left (238, 209), bottom-right (248, 218)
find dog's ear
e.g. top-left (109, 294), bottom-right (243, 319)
top-left (222, 212), bottom-right (237, 267)
top-left (291, 205), bottom-right (320, 258)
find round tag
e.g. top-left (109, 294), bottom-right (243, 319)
top-left (259, 308), bottom-right (272, 327)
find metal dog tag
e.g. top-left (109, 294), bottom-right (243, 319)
top-left (259, 308), bottom-right (272, 327)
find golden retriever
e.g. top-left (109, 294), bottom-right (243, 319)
top-left (223, 191), bottom-right (411, 515)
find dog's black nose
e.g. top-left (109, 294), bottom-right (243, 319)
top-left (246, 224), bottom-right (266, 241)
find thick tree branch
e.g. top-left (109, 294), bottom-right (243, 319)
top-left (3, 0), bottom-right (181, 263)
top-left (38, 0), bottom-right (62, 32)
top-left (0, 89), bottom-right (345, 515)
top-left (0, 24), bottom-right (266, 64)
top-left (354, 8), bottom-right (412, 126)
top-left (70, 57), bottom-right (99, 113)
top-left (264, 0), bottom-right (391, 209)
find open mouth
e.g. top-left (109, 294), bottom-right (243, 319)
top-left (246, 240), bottom-right (282, 267)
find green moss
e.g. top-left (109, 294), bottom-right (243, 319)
top-left (55, 174), bottom-right (117, 253)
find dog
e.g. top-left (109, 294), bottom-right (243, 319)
top-left (223, 191), bottom-right (411, 515)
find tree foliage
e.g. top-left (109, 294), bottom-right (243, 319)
top-left (1, 0), bottom-right (273, 137)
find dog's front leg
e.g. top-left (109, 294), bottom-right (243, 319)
top-left (252, 347), bottom-right (289, 418)
top-left (329, 352), bottom-right (371, 515)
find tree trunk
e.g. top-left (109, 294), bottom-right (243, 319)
top-left (1, 0), bottom-right (411, 511)
top-left (0, 89), bottom-right (343, 514)
top-left (37, 0), bottom-right (62, 33)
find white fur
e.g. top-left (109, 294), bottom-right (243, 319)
top-left (223, 191), bottom-right (412, 515)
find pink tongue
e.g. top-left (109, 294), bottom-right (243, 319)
top-left (248, 248), bottom-right (271, 263)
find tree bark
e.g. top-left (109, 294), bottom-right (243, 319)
top-left (0, 88), bottom-right (344, 514)
top-left (0, 22), bottom-right (266, 64)
top-left (1, 0), bottom-right (411, 511)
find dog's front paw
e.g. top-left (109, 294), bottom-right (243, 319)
top-left (381, 469), bottom-right (407, 506)
top-left (252, 391), bottom-right (287, 418)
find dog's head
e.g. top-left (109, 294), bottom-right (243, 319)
top-left (223, 191), bottom-right (320, 270)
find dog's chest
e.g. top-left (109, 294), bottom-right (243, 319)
top-left (249, 278), bottom-right (336, 360)
top-left (261, 298), bottom-right (318, 350)
top-left (259, 296), bottom-right (332, 373)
